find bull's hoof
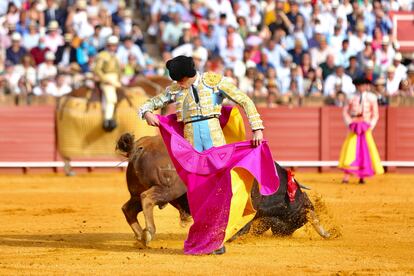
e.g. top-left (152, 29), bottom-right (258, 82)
top-left (142, 229), bottom-right (153, 246)
top-left (321, 231), bottom-right (331, 239)
top-left (179, 216), bottom-right (192, 228)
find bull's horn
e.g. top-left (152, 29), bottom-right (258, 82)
top-left (298, 183), bottom-right (311, 190)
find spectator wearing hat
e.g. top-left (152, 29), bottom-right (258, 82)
top-left (93, 35), bottom-right (122, 132)
top-left (44, 20), bottom-right (63, 53)
top-left (375, 35), bottom-right (395, 73)
top-left (373, 77), bottom-right (389, 106)
top-left (44, 0), bottom-right (66, 29)
top-left (55, 33), bottom-right (77, 71)
top-left (6, 32), bottom-right (26, 65)
top-left (22, 22), bottom-right (41, 50)
top-left (385, 65), bottom-right (400, 96)
top-left (116, 36), bottom-right (145, 69)
top-left (348, 22), bottom-right (367, 54)
top-left (324, 65), bottom-right (355, 98)
top-left (29, 36), bottom-right (50, 65)
top-left (392, 52), bottom-right (407, 84)
top-left (339, 77), bottom-right (384, 184)
top-left (37, 51), bottom-right (57, 81)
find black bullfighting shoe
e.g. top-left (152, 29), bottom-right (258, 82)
top-left (210, 246), bottom-right (226, 255)
top-left (103, 119), bottom-right (111, 132)
top-left (358, 178), bottom-right (366, 184)
top-left (103, 119), bottom-right (117, 132)
top-left (108, 119), bottom-right (117, 130)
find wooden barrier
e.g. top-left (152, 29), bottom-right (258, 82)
top-left (0, 106), bottom-right (413, 173)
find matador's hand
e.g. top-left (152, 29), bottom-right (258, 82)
top-left (144, 112), bottom-right (160, 126)
top-left (252, 129), bottom-right (263, 147)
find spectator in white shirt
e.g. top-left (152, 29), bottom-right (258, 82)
top-left (37, 51), bottom-right (57, 81)
top-left (348, 22), bottom-right (367, 54)
top-left (324, 65), bottom-right (356, 97)
top-left (262, 39), bottom-right (289, 69)
top-left (161, 12), bottom-right (185, 51)
top-left (51, 74), bottom-right (71, 97)
top-left (310, 35), bottom-right (333, 68)
top-left (44, 20), bottom-right (63, 53)
top-left (375, 36), bottom-right (395, 73)
top-left (116, 36), bottom-right (145, 68)
top-left (10, 54), bottom-right (36, 94)
top-left (220, 34), bottom-right (243, 68)
top-left (22, 21), bottom-right (40, 50)
top-left (386, 65), bottom-right (400, 96)
top-left (392, 52), bottom-right (407, 84)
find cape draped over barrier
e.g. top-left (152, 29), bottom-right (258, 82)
top-left (338, 121), bottom-right (384, 178)
top-left (157, 106), bottom-right (279, 255)
top-left (56, 88), bottom-right (157, 158)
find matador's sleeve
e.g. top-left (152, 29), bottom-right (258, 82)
top-left (218, 78), bottom-right (264, 131)
top-left (138, 83), bottom-right (179, 119)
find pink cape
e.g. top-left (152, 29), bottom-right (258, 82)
top-left (344, 121), bottom-right (374, 177)
top-left (157, 107), bottom-right (279, 255)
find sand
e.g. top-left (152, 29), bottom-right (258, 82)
top-left (0, 172), bottom-right (413, 275)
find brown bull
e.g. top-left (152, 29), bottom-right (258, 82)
top-left (116, 134), bottom-right (191, 245)
top-left (117, 133), bottom-right (331, 246)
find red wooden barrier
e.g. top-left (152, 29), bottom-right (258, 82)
top-left (1, 106), bottom-right (414, 173)
top-left (0, 106), bottom-right (56, 173)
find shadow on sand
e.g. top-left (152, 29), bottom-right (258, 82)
top-left (0, 232), bottom-right (187, 255)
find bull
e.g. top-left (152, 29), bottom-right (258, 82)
top-left (116, 133), bottom-right (330, 246)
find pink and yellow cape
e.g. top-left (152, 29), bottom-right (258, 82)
top-left (338, 121), bottom-right (384, 177)
top-left (157, 106), bottom-right (279, 255)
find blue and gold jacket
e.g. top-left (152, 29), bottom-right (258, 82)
top-left (139, 72), bottom-right (264, 131)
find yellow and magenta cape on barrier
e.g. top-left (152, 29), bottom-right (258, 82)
top-left (158, 106), bottom-right (279, 255)
top-left (338, 121), bottom-right (384, 177)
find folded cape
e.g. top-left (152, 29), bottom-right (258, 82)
top-left (157, 106), bottom-right (279, 255)
top-left (338, 121), bottom-right (384, 177)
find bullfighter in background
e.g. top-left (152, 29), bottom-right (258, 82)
top-left (338, 78), bottom-right (384, 184)
top-left (139, 55), bottom-right (279, 255)
top-left (93, 35), bottom-right (122, 132)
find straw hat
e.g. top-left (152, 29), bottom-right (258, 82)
top-left (48, 20), bottom-right (59, 31)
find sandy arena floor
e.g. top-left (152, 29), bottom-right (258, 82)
top-left (0, 172), bottom-right (413, 275)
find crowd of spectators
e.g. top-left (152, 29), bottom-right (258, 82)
top-left (0, 0), bottom-right (413, 107)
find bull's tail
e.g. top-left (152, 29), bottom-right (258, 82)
top-left (116, 133), bottom-right (135, 158)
